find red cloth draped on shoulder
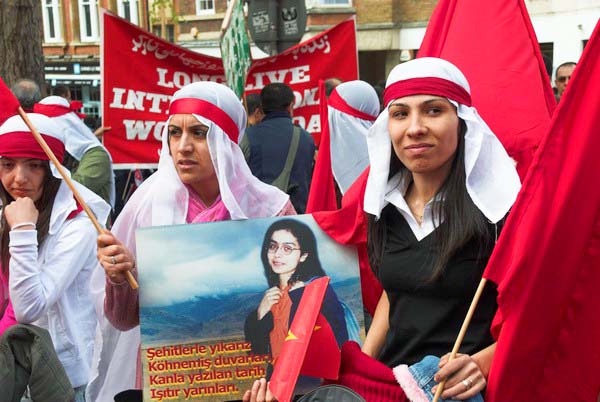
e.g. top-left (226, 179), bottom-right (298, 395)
top-left (313, 168), bottom-right (381, 315)
top-left (482, 19), bottom-right (600, 402)
top-left (306, 80), bottom-right (338, 214)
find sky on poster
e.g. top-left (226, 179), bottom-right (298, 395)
top-left (136, 215), bottom-right (359, 307)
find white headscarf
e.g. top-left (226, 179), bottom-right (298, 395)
top-left (86, 82), bottom-right (289, 401)
top-left (0, 114), bottom-right (110, 233)
top-left (329, 80), bottom-right (379, 194)
top-left (364, 57), bottom-right (520, 223)
top-left (36, 96), bottom-right (116, 207)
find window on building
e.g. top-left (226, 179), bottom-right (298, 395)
top-left (42, 0), bottom-right (63, 42)
top-left (152, 25), bottom-right (175, 42)
top-left (117, 0), bottom-right (140, 25)
top-left (195, 0), bottom-right (215, 15)
top-left (79, 0), bottom-right (99, 42)
top-left (539, 42), bottom-right (554, 80)
top-left (319, 0), bottom-right (351, 5)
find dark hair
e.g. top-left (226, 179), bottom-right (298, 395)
top-left (245, 93), bottom-right (262, 115)
top-left (260, 83), bottom-right (294, 114)
top-left (52, 85), bottom-right (71, 99)
top-left (0, 161), bottom-right (62, 276)
top-left (11, 79), bottom-right (41, 110)
top-left (324, 78), bottom-right (343, 97)
top-left (261, 219), bottom-right (326, 288)
top-left (556, 61), bottom-right (576, 75)
top-left (367, 119), bottom-right (493, 281)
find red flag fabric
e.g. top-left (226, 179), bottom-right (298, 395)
top-left (312, 169), bottom-right (382, 315)
top-left (305, 80), bottom-right (338, 213)
top-left (418, 0), bottom-right (555, 180)
top-left (269, 277), bottom-right (335, 402)
top-left (299, 313), bottom-right (340, 379)
top-left (482, 20), bottom-right (600, 402)
top-left (0, 77), bottom-right (21, 125)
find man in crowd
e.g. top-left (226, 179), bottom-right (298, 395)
top-left (11, 78), bottom-right (41, 112)
top-left (554, 61), bottom-right (576, 102)
top-left (245, 93), bottom-right (264, 127)
top-left (240, 83), bottom-right (315, 213)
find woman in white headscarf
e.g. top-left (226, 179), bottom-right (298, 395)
top-left (0, 114), bottom-right (110, 402)
top-left (34, 96), bottom-right (116, 207)
top-left (88, 82), bottom-right (294, 401)
top-left (321, 57), bottom-right (522, 402)
top-left (328, 80), bottom-right (379, 194)
top-left (306, 80), bottom-right (379, 212)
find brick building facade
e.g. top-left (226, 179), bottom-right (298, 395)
top-left (41, 0), bottom-right (149, 118)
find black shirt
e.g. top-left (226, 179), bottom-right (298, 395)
top-left (377, 205), bottom-right (498, 367)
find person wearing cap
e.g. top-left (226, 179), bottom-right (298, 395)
top-left (89, 82), bottom-right (295, 401)
top-left (0, 114), bottom-right (111, 401)
top-left (34, 96), bottom-right (116, 208)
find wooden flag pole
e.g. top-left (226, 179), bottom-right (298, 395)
top-left (432, 278), bottom-right (487, 402)
top-left (17, 108), bottom-right (138, 289)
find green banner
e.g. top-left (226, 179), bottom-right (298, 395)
top-left (220, 0), bottom-right (252, 98)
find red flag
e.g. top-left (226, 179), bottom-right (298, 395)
top-left (306, 80), bottom-right (338, 213)
top-left (269, 277), bottom-right (339, 402)
top-left (312, 170), bottom-right (382, 315)
top-left (0, 77), bottom-right (21, 125)
top-left (483, 20), bottom-right (600, 402)
top-left (418, 0), bottom-right (556, 180)
top-left (300, 313), bottom-right (340, 379)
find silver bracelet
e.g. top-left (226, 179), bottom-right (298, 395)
top-left (10, 222), bottom-right (36, 231)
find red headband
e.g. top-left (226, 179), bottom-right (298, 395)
top-left (168, 98), bottom-right (239, 143)
top-left (0, 131), bottom-right (65, 162)
top-left (383, 77), bottom-right (472, 107)
top-left (328, 90), bottom-right (378, 121)
top-left (34, 101), bottom-right (86, 119)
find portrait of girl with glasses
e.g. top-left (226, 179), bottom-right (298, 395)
top-left (244, 218), bottom-right (351, 376)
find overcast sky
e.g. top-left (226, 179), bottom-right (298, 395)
top-left (136, 215), bottom-right (359, 307)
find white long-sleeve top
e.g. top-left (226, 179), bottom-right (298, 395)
top-left (7, 181), bottom-right (110, 388)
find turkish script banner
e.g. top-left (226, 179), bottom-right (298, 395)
top-left (102, 11), bottom-right (357, 166)
top-left (102, 10), bottom-right (225, 166)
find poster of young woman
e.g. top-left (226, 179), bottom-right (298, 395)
top-left (136, 214), bottom-right (363, 402)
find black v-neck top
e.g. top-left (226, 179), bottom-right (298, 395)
top-left (377, 205), bottom-right (498, 367)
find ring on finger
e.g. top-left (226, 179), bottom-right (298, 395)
top-left (111, 256), bottom-right (117, 265)
top-left (462, 377), bottom-right (474, 390)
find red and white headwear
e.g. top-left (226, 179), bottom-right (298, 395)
top-left (35, 96), bottom-right (100, 160)
top-left (364, 57), bottom-right (520, 222)
top-left (116, 81), bottom-right (289, 231)
top-left (0, 113), bottom-right (110, 231)
top-left (0, 113), bottom-right (66, 177)
top-left (328, 80), bottom-right (379, 194)
top-left (34, 96), bottom-right (116, 207)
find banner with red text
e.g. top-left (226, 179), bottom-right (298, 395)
top-left (102, 10), bottom-right (225, 166)
top-left (136, 215), bottom-right (363, 402)
top-left (102, 12), bottom-right (358, 166)
top-left (245, 18), bottom-right (358, 145)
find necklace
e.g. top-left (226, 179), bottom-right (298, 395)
top-left (406, 181), bottom-right (425, 225)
